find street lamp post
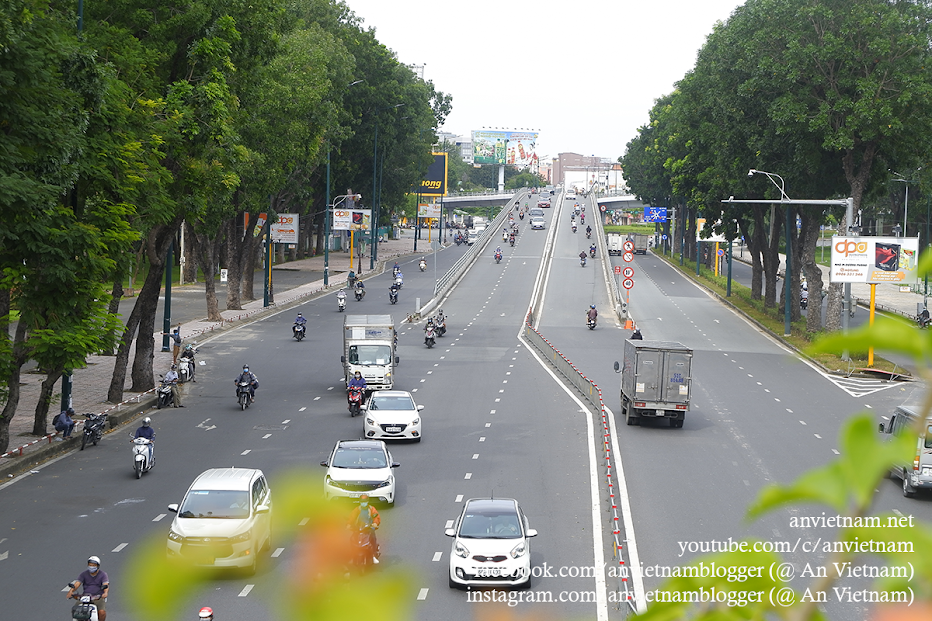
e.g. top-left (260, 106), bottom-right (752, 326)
top-left (748, 169), bottom-right (792, 336)
top-left (371, 103), bottom-right (405, 270)
top-left (892, 174), bottom-right (915, 237)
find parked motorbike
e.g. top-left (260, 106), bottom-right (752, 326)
top-left (419, 259), bottom-right (427, 272)
top-left (80, 413), bottom-right (107, 451)
top-left (156, 376), bottom-right (174, 409)
top-left (293, 322), bottom-right (306, 341)
top-left (389, 287), bottom-right (399, 305)
top-left (337, 291), bottom-right (346, 312)
top-left (68, 583), bottom-right (100, 621)
top-left (354, 284), bottom-right (366, 301)
top-left (347, 386), bottom-right (364, 417)
top-left (424, 325), bottom-right (436, 349)
top-left (236, 381), bottom-right (253, 410)
top-left (130, 435), bottom-right (153, 479)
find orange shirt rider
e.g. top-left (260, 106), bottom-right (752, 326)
top-left (349, 494), bottom-right (381, 563)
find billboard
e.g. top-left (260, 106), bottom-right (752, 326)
top-left (830, 236), bottom-right (920, 284)
top-left (472, 130), bottom-right (538, 168)
top-left (332, 209), bottom-right (371, 231)
top-left (418, 203), bottom-right (441, 219)
top-left (270, 213), bottom-right (298, 243)
top-left (413, 153), bottom-right (448, 196)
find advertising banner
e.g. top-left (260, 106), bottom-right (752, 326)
top-left (418, 203), bottom-right (441, 219)
top-left (472, 130), bottom-right (538, 168)
top-left (644, 207), bottom-right (667, 223)
top-left (270, 213), bottom-right (298, 243)
top-left (251, 212), bottom-right (268, 238)
top-left (413, 153), bottom-right (448, 196)
top-left (332, 209), bottom-right (371, 231)
top-left (830, 236), bottom-right (920, 284)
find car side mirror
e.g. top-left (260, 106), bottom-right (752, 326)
top-left (360, 404), bottom-right (368, 410)
top-left (444, 528), bottom-right (456, 537)
top-left (391, 462), bottom-right (401, 468)
top-left (417, 404), bottom-right (425, 411)
top-left (168, 504), bottom-right (179, 513)
top-left (319, 460), bottom-right (328, 467)
top-left (526, 529), bottom-right (538, 538)
top-left (395, 356), bottom-right (400, 364)
top-left (341, 355), bottom-right (345, 363)
top-left (255, 504), bottom-right (270, 514)
top-left (878, 422), bottom-right (886, 433)
top-left (613, 361), bottom-right (620, 373)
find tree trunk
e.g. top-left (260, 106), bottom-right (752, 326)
top-left (183, 220), bottom-right (199, 283)
top-left (0, 322), bottom-right (29, 454)
top-left (824, 210), bottom-right (849, 332)
top-left (195, 229), bottom-right (224, 321)
top-left (32, 367), bottom-right (64, 435)
top-left (225, 214), bottom-right (244, 310)
top-left (799, 210), bottom-right (824, 333)
top-left (129, 225), bottom-right (176, 392)
top-left (108, 300), bottom-right (142, 403)
top-left (763, 207), bottom-right (781, 308)
top-left (243, 235), bottom-right (258, 301)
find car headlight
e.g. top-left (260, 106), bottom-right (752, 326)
top-left (230, 531), bottom-right (252, 543)
top-left (510, 541), bottom-right (528, 559)
top-left (366, 418), bottom-right (375, 425)
top-left (412, 418), bottom-right (420, 426)
top-left (376, 478), bottom-right (392, 488)
top-left (454, 540), bottom-right (470, 558)
top-left (324, 475), bottom-right (333, 485)
top-left (168, 529), bottom-right (184, 542)
top-left (385, 371), bottom-right (391, 379)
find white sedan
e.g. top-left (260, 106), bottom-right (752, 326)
top-left (363, 390), bottom-right (424, 442)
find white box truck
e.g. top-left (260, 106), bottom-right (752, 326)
top-left (342, 315), bottom-right (398, 391)
top-left (614, 340), bottom-right (692, 428)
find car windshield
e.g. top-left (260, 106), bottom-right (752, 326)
top-left (332, 446), bottom-right (388, 469)
top-left (458, 508), bottom-right (522, 539)
top-left (369, 395), bottom-right (416, 411)
top-left (348, 345), bottom-right (392, 366)
top-left (178, 490), bottom-right (250, 519)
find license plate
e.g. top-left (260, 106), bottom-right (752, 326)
top-left (386, 426), bottom-right (401, 433)
top-left (476, 567), bottom-right (504, 577)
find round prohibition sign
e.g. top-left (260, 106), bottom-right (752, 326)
top-left (622, 252), bottom-right (634, 262)
top-left (622, 266), bottom-right (634, 279)
top-left (622, 278), bottom-right (634, 290)
top-left (623, 240), bottom-right (635, 252)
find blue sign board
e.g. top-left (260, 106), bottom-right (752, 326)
top-left (644, 207), bottom-right (668, 223)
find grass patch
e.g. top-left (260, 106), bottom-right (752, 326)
top-left (651, 249), bottom-right (906, 375)
top-left (604, 224), bottom-right (656, 235)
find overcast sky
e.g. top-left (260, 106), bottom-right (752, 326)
top-left (343, 0), bottom-right (745, 162)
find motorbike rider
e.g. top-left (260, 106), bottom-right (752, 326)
top-left (424, 318), bottom-right (436, 341)
top-left (630, 328), bottom-right (643, 340)
top-left (587, 304), bottom-right (598, 326)
top-left (234, 365), bottom-right (259, 403)
top-left (590, 243), bottom-right (597, 257)
top-left (921, 306), bottom-right (931, 328)
top-left (68, 555), bottom-right (109, 621)
top-left (586, 225), bottom-right (592, 237)
top-left (132, 417), bottom-right (156, 464)
top-left (293, 312), bottom-right (307, 337)
top-left (198, 607), bottom-right (214, 620)
top-left (389, 281), bottom-right (400, 299)
top-left (349, 494), bottom-right (381, 564)
top-left (164, 364), bottom-right (184, 407)
top-left (355, 279), bottom-right (366, 297)
top-left (419, 257), bottom-right (427, 269)
top-left (179, 344), bottom-right (196, 382)
top-left (336, 288), bottom-right (347, 305)
top-left (347, 269), bottom-right (356, 288)
top-left (348, 370), bottom-right (367, 394)
top-left (392, 262), bottom-right (400, 276)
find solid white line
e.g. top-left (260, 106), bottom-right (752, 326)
top-left (604, 405), bottom-right (647, 613)
top-left (152, 514), bottom-right (166, 522)
top-left (112, 543), bottom-right (128, 552)
top-left (238, 585), bottom-right (254, 597)
top-left (417, 588), bottom-right (429, 600)
top-left (272, 547), bottom-right (284, 558)
top-left (432, 552), bottom-right (442, 562)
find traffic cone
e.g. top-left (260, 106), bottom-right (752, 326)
top-left (623, 319), bottom-right (634, 330)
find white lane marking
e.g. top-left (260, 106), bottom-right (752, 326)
top-left (238, 585), bottom-right (254, 597)
top-left (445, 520), bottom-right (454, 528)
top-left (417, 588), bottom-right (429, 600)
top-left (152, 514), bottom-right (166, 522)
top-left (800, 421), bottom-right (807, 426)
top-left (472, 454), bottom-right (479, 459)
top-left (786, 409), bottom-right (793, 413)
top-left (498, 389), bottom-right (504, 393)
top-left (434, 363), bottom-right (439, 367)
top-left (420, 379), bottom-right (426, 383)
top-left (832, 449), bottom-right (840, 455)
top-left (327, 387), bottom-right (334, 391)
top-left (412, 388), bottom-right (418, 392)
top-left (281, 419), bottom-right (290, 424)
top-left (455, 495), bottom-right (463, 502)
top-left (262, 434), bottom-right (272, 439)
top-left (241, 450), bottom-right (251, 455)
top-left (432, 552), bottom-right (442, 562)
top-left (112, 543), bottom-right (128, 552)
top-left (814, 434), bottom-right (822, 439)
top-left (490, 410), bottom-right (496, 414)
top-left (312, 398), bottom-right (319, 402)
top-left (480, 437), bottom-right (486, 441)
top-left (757, 382), bottom-right (762, 385)
top-left (272, 548), bottom-right (284, 558)
top-left (464, 473), bottom-right (472, 479)
top-left (427, 371), bottom-right (433, 375)
top-left (502, 380), bottom-right (508, 384)
top-left (298, 518), bottom-right (309, 526)
top-left (440, 356), bottom-right (445, 359)
top-left (301, 405), bottom-right (310, 409)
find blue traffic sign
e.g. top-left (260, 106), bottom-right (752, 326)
top-left (661, 234), bottom-right (668, 240)
top-left (643, 207), bottom-right (668, 223)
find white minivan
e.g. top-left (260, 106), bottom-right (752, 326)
top-left (879, 406), bottom-right (932, 497)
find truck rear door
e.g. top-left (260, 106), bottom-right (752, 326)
top-left (660, 351), bottom-right (691, 405)
top-left (633, 349), bottom-right (663, 402)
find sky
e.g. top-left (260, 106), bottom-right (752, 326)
top-left (343, 0), bottom-right (746, 163)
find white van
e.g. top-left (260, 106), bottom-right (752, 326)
top-left (879, 406), bottom-right (932, 497)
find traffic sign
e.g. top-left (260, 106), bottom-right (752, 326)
top-left (622, 278), bottom-right (634, 290)
top-left (662, 234), bottom-right (667, 240)
top-left (622, 252), bottom-right (634, 262)
top-left (623, 241), bottom-right (634, 252)
top-left (613, 265), bottom-right (621, 275)
top-left (717, 248), bottom-right (724, 257)
top-left (622, 266), bottom-right (634, 279)
top-left (600, 205), bottom-right (606, 213)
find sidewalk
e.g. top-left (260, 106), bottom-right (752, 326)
top-left (0, 231), bottom-right (437, 478)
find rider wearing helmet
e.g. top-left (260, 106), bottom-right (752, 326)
top-left (235, 365), bottom-right (259, 402)
top-left (198, 607), bottom-right (214, 620)
top-left (164, 363), bottom-right (184, 408)
top-left (349, 494), bottom-right (381, 564)
top-left (68, 555), bottom-right (109, 621)
top-left (587, 304), bottom-right (598, 326)
top-left (133, 417), bottom-right (156, 463)
top-left (293, 312), bottom-right (307, 336)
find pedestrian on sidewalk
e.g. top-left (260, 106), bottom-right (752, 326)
top-left (170, 326), bottom-right (182, 363)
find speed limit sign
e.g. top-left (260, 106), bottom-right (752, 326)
top-left (622, 278), bottom-right (634, 290)
top-left (622, 252), bottom-right (634, 262)
top-left (600, 205), bottom-right (606, 212)
top-left (623, 240), bottom-right (635, 252)
top-left (622, 266), bottom-right (634, 279)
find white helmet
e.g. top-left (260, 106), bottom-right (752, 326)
top-left (88, 555), bottom-right (101, 565)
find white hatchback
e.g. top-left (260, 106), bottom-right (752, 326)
top-left (446, 497), bottom-right (537, 589)
top-left (363, 390), bottom-right (424, 441)
top-left (530, 217), bottom-right (545, 230)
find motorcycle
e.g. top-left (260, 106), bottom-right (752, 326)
top-left (354, 284), bottom-right (366, 301)
top-left (156, 376), bottom-right (174, 409)
top-left (389, 287), bottom-right (398, 305)
top-left (800, 295), bottom-right (808, 310)
top-left (424, 326), bottom-right (436, 349)
top-left (587, 315), bottom-right (597, 330)
top-left (236, 381), bottom-right (253, 410)
top-left (519, 212), bottom-right (524, 220)
top-left (918, 312), bottom-right (930, 329)
top-left (130, 435), bottom-right (153, 479)
top-left (347, 386), bottom-right (364, 417)
top-left (351, 526), bottom-right (379, 570)
top-left (586, 231), bottom-right (592, 239)
top-left (509, 236), bottom-right (515, 247)
top-left (393, 275), bottom-right (403, 289)
top-left (419, 259), bottom-right (427, 272)
top-left (580, 256), bottom-right (587, 267)
top-left (392, 266), bottom-right (401, 277)
top-left (572, 224), bottom-right (577, 233)
top-left (178, 346), bottom-right (197, 383)
top-left (293, 323), bottom-right (306, 342)
top-left (80, 413), bottom-right (107, 451)
top-left (495, 251), bottom-right (502, 264)
top-left (589, 247), bottom-right (596, 259)
top-left (434, 315), bottom-right (447, 337)
top-left (337, 291), bottom-right (346, 312)
top-left (68, 583), bottom-right (100, 621)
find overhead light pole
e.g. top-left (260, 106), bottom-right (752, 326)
top-left (748, 169), bottom-right (792, 335)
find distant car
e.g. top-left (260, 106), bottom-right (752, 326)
top-left (467, 232), bottom-right (478, 245)
top-left (166, 468), bottom-right (272, 575)
top-left (530, 218), bottom-right (545, 230)
top-left (537, 200), bottom-right (550, 209)
top-left (446, 497), bottom-right (538, 589)
top-left (363, 390), bottom-right (424, 441)
top-left (320, 439), bottom-right (399, 505)
top-left (566, 192), bottom-right (577, 201)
